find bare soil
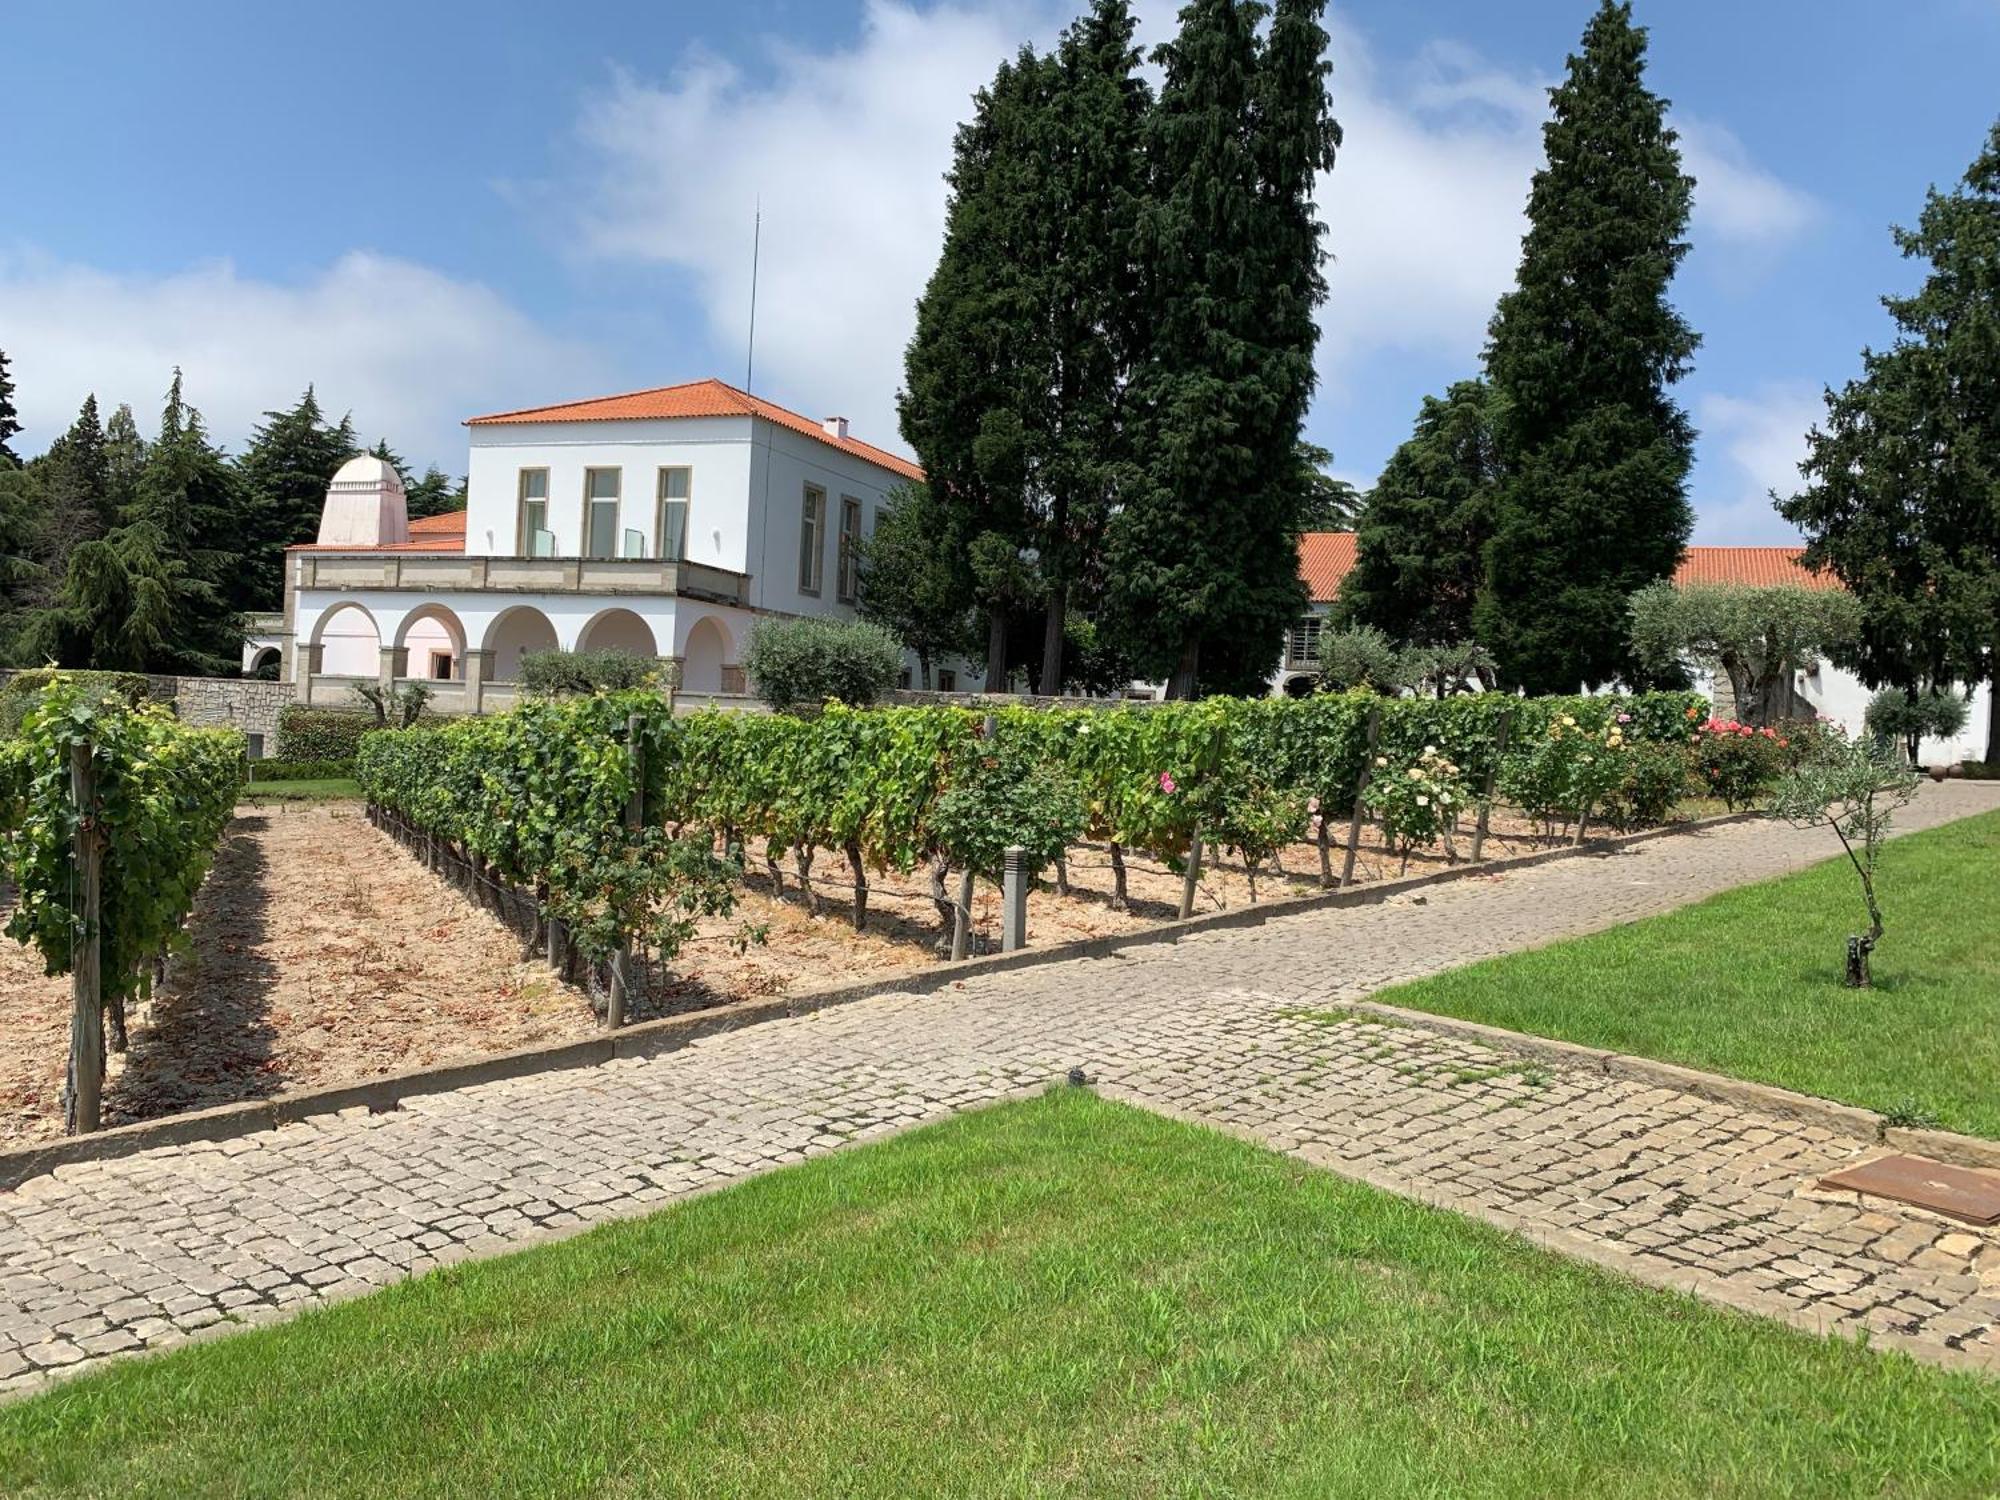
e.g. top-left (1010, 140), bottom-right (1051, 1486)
top-left (1, 799), bottom-right (1633, 1146)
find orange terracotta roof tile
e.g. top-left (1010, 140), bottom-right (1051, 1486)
top-left (1673, 546), bottom-right (1843, 591)
top-left (1294, 534), bottom-right (1844, 603)
top-left (408, 510), bottom-right (467, 537)
top-left (1298, 531), bottom-right (1358, 602)
top-left (466, 377), bottom-right (925, 483)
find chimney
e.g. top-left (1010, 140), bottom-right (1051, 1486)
top-left (822, 415), bottom-right (850, 439)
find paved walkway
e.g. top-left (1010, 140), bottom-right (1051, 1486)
top-left (4, 784), bottom-right (1997, 1395)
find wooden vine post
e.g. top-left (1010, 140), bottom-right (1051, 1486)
top-left (606, 710), bottom-right (645, 1031)
top-left (66, 739), bottom-right (104, 1136)
top-left (1469, 703), bottom-right (1512, 863)
top-left (1340, 705), bottom-right (1383, 888)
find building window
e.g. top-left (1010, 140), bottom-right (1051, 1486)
top-left (937, 669), bottom-right (957, 692)
top-left (1286, 616), bottom-right (1323, 668)
top-left (798, 484), bottom-right (825, 594)
top-left (429, 650), bottom-right (455, 680)
top-left (517, 469), bottom-right (551, 556)
top-left (837, 497), bottom-right (863, 603)
top-left (657, 467), bottom-right (691, 562)
top-left (583, 468), bottom-right (621, 560)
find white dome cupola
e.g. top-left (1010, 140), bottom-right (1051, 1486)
top-left (316, 454), bottom-right (410, 547)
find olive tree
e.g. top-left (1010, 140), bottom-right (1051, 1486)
top-left (1863, 687), bottom-right (1971, 766)
top-left (1769, 734), bottom-right (1920, 988)
top-left (1629, 581), bottom-right (1861, 727)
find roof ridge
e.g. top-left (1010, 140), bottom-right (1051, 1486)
top-left (464, 377), bottom-right (748, 426)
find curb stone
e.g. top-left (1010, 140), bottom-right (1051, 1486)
top-left (0, 809), bottom-right (1773, 1192)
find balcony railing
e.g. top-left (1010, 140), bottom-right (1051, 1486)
top-left (293, 552), bottom-right (751, 606)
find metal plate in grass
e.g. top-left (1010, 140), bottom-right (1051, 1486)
top-left (1818, 1154), bottom-right (2000, 1226)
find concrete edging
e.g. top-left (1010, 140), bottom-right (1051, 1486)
top-left (0, 808), bottom-right (1812, 1191)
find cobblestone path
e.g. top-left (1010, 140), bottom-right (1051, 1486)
top-left (3, 784), bottom-right (1996, 1395)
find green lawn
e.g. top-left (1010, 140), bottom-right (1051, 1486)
top-left (3, 1091), bottom-right (1994, 1499)
top-left (236, 777), bottom-right (361, 803)
top-left (1377, 807), bottom-right (2000, 1137)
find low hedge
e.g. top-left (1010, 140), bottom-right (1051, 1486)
top-left (274, 707), bottom-right (379, 762)
top-left (246, 757), bottom-right (356, 783)
top-left (1961, 761), bottom-right (1999, 781)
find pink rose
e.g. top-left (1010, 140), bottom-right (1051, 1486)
top-left (1159, 772), bottom-right (1177, 795)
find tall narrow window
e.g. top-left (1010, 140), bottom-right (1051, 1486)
top-left (583, 468), bottom-right (621, 560)
top-left (837, 497), bottom-right (863, 603)
top-left (517, 469), bottom-right (550, 556)
top-left (657, 467), bottom-right (691, 561)
top-left (798, 484), bottom-right (825, 594)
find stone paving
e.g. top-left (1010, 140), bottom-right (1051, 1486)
top-left (3, 783), bottom-right (1997, 1396)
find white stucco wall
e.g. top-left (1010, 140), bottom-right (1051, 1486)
top-left (1697, 661), bottom-right (1991, 765)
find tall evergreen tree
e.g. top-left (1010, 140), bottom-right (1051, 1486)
top-left (1108, 0), bottom-right (1339, 697)
top-left (404, 465), bottom-right (466, 520)
top-left (1295, 442), bottom-right (1360, 531)
top-left (0, 348), bottom-right (21, 467)
top-left (856, 483), bottom-right (976, 688)
top-left (235, 387), bottom-right (357, 610)
top-left (1474, 0), bottom-right (1697, 693)
top-left (25, 371), bottom-right (244, 672)
top-left (1781, 120), bottom-right (2000, 759)
top-left (26, 395), bottom-right (113, 607)
top-left (1341, 380), bottom-right (1498, 645)
top-left (102, 402), bottom-right (147, 518)
top-left (901, 45), bottom-right (1056, 686)
top-left (367, 437), bottom-right (411, 485)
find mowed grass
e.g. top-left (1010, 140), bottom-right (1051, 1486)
top-left (3, 1091), bottom-right (1995, 1499)
top-left (1377, 807), bottom-right (2000, 1137)
top-left (236, 777), bottom-right (362, 803)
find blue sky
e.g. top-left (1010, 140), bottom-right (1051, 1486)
top-left (6, 0), bottom-right (1997, 541)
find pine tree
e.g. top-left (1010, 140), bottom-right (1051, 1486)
top-left (1108, 0), bottom-right (1339, 697)
top-left (235, 387), bottom-right (358, 611)
top-left (367, 437), bottom-right (412, 486)
top-left (102, 402), bottom-right (147, 518)
top-left (0, 348), bottom-right (21, 467)
top-left (1781, 120), bottom-right (2000, 760)
top-left (1474, 0), bottom-right (1697, 693)
top-left (29, 395), bottom-right (112, 601)
top-left (1341, 380), bottom-right (1498, 645)
top-left (404, 466), bottom-right (466, 520)
top-left (1295, 442), bottom-right (1361, 531)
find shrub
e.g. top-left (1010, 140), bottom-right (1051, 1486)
top-left (274, 707), bottom-right (379, 761)
top-left (1602, 738), bottom-right (1691, 831)
top-left (1499, 713), bottom-right (1631, 838)
top-left (351, 680), bottom-right (431, 728)
top-left (245, 758), bottom-right (355, 783)
top-left (1687, 716), bottom-right (1787, 811)
top-left (519, 648), bottom-right (672, 698)
top-left (929, 726), bottom-right (1088, 885)
top-left (743, 616), bottom-right (903, 712)
top-left (1313, 625), bottom-right (1408, 693)
top-left (1961, 760), bottom-right (1999, 780)
top-left (1364, 744), bottom-right (1473, 867)
top-left (1863, 687), bottom-right (1971, 765)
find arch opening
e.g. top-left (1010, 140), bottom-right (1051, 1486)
top-left (311, 602), bottom-right (381, 677)
top-left (484, 607), bottom-right (559, 683)
top-left (681, 616), bottom-right (728, 695)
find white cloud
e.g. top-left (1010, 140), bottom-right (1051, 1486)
top-left (566, 4), bottom-right (1817, 453)
top-left (1690, 383), bottom-right (1823, 542)
top-left (0, 250), bottom-right (609, 469)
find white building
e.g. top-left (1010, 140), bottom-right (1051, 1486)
top-left (1273, 533), bottom-right (1992, 765)
top-left (270, 379), bottom-right (973, 711)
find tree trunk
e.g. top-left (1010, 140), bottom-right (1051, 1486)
top-left (985, 609), bottom-right (1008, 690)
top-left (1164, 636), bottom-right (1200, 701)
top-left (1041, 580), bottom-right (1066, 697)
top-left (846, 839), bottom-right (868, 931)
top-left (795, 846), bottom-right (820, 917)
top-left (1108, 841), bottom-right (1128, 911)
top-left (927, 855), bottom-right (955, 947)
top-left (1987, 671), bottom-right (2000, 763)
top-left (918, 649), bottom-right (932, 692)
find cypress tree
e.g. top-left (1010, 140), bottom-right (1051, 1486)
top-left (1341, 380), bottom-right (1498, 645)
top-left (235, 387), bottom-right (358, 611)
top-left (1474, 0), bottom-right (1697, 693)
top-left (1781, 121), bottom-right (2000, 760)
top-left (0, 349), bottom-right (20, 467)
top-left (1109, 0), bottom-right (1339, 697)
top-left (901, 46), bottom-right (1057, 686)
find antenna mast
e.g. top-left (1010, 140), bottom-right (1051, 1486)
top-left (745, 197), bottom-right (761, 392)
